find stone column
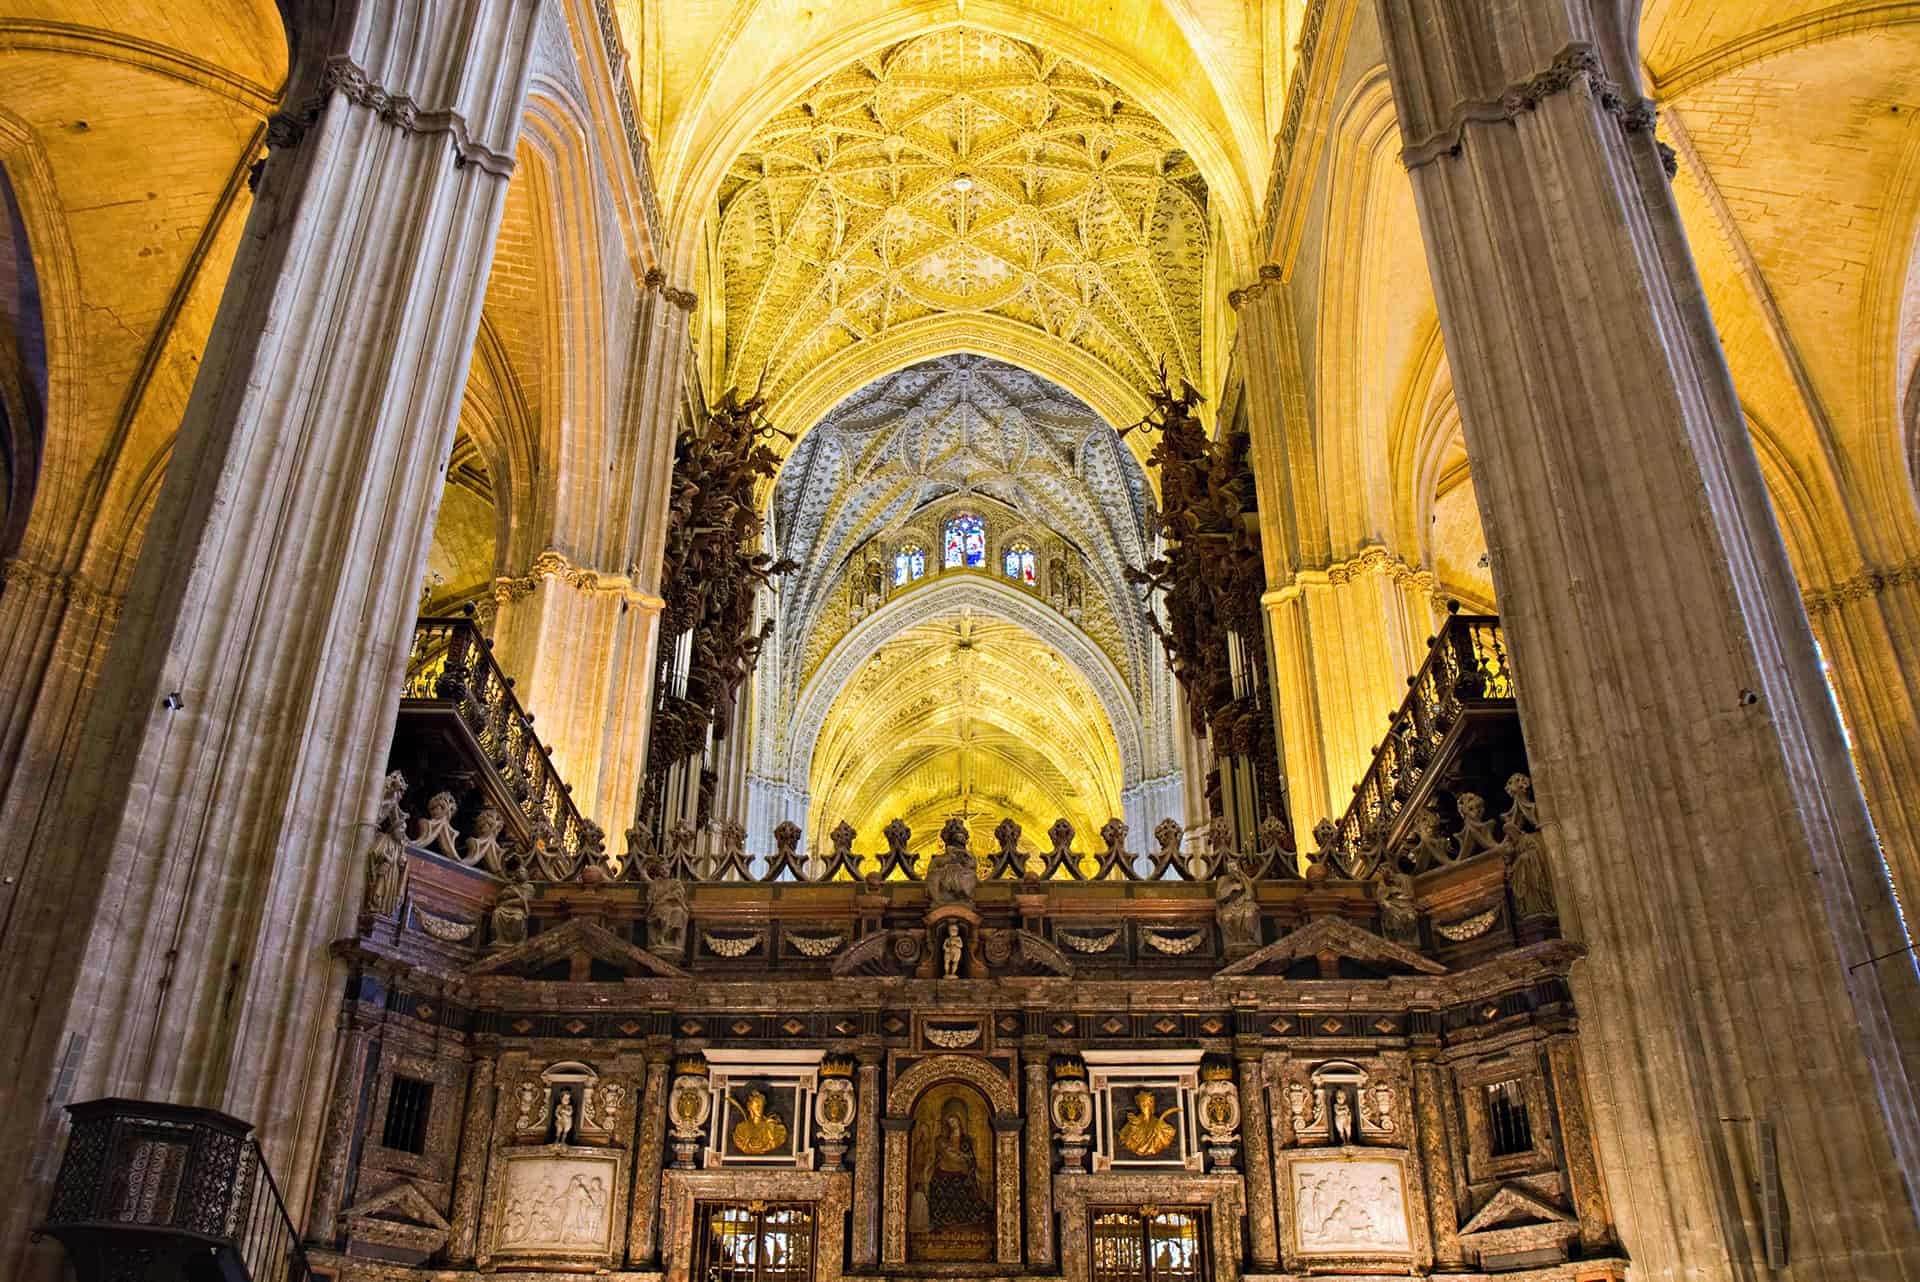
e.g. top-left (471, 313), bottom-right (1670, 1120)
top-left (624, 1050), bottom-right (672, 1266)
top-left (1263, 547), bottom-right (1436, 834)
top-left (1022, 1050), bottom-right (1055, 1268)
top-left (850, 1052), bottom-right (884, 1267)
top-left (486, 280), bottom-right (689, 834)
top-left (1236, 1047), bottom-right (1279, 1269)
top-left (0, 2), bottom-right (544, 1269)
top-left (447, 1052), bottom-right (498, 1263)
top-left (1374, 1), bottom-right (1920, 1274)
top-left (1409, 1053), bottom-right (1463, 1270)
top-left (1808, 575), bottom-right (1920, 912)
top-left (301, 1017), bottom-right (381, 1246)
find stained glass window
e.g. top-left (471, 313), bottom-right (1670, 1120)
top-left (895, 546), bottom-right (927, 585)
top-left (945, 515), bottom-right (985, 568)
top-left (1003, 542), bottom-right (1036, 584)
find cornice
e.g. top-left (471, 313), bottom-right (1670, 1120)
top-left (1261, 545), bottom-right (1436, 605)
top-left (1803, 555), bottom-right (1920, 616)
top-left (493, 548), bottom-right (666, 609)
top-left (267, 56), bottom-right (518, 176)
top-left (1401, 43), bottom-right (1656, 171)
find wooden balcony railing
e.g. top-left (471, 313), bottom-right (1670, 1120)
top-left (1337, 605), bottom-right (1523, 860)
top-left (397, 613), bottom-right (598, 877)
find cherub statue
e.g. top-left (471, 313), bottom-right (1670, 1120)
top-left (1453, 792), bottom-right (1508, 861)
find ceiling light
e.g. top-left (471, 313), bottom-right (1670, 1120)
top-left (951, 174), bottom-right (974, 193)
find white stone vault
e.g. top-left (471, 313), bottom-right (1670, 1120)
top-left (747, 573), bottom-right (1178, 853)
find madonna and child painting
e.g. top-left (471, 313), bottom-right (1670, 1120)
top-left (907, 1082), bottom-right (995, 1261)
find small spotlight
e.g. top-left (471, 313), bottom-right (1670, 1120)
top-left (951, 173), bottom-right (974, 193)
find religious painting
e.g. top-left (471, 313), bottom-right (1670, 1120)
top-left (1288, 1156), bottom-right (1413, 1255)
top-left (907, 1081), bottom-right (996, 1261)
top-left (721, 1080), bottom-right (797, 1161)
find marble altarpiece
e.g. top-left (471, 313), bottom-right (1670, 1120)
top-left (302, 758), bottom-right (1624, 1282)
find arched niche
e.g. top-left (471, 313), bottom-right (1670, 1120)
top-left (882, 1055), bottom-right (1022, 1267)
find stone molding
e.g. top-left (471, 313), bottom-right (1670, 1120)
top-left (642, 267), bottom-right (697, 312)
top-left (492, 549), bottom-right (666, 609)
top-left (1400, 43), bottom-right (1656, 171)
top-left (1261, 545), bottom-right (1436, 606)
top-left (0, 555), bottom-right (120, 622)
top-left (1227, 264), bottom-right (1285, 310)
top-left (1261, 0), bottom-right (1334, 249)
top-left (1803, 556), bottom-right (1920, 616)
top-left (268, 56), bottom-right (518, 176)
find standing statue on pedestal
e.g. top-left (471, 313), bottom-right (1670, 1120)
top-left (364, 770), bottom-right (410, 917)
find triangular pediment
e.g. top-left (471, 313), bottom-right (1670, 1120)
top-left (1459, 1184), bottom-right (1576, 1236)
top-left (341, 1180), bottom-right (451, 1232)
top-left (470, 916), bottom-right (687, 979)
top-left (1214, 915), bottom-right (1446, 978)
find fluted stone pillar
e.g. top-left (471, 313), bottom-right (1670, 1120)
top-left (1263, 547), bottom-right (1436, 834)
top-left (1236, 1048), bottom-right (1279, 1269)
top-left (624, 1050), bottom-right (672, 1266)
top-left (447, 1053), bottom-right (498, 1263)
top-left (851, 1052), bottom-right (884, 1267)
top-left (1023, 1051), bottom-right (1055, 1268)
top-left (1808, 573), bottom-right (1920, 913)
top-left (1409, 1054), bottom-right (1463, 1270)
top-left (0, 3), bottom-right (543, 1273)
top-left (1375, 1), bottom-right (1920, 1275)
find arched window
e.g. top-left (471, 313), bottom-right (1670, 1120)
top-left (1003, 541), bottom-right (1036, 584)
top-left (944, 515), bottom-right (986, 568)
top-left (895, 545), bottom-right (926, 585)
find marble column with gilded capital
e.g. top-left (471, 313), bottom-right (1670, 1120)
top-left (851, 1052), bottom-right (885, 1267)
top-left (447, 1052), bottom-right (498, 1263)
top-left (1375, 0), bottom-right (1920, 1273)
top-left (624, 1051), bottom-right (673, 1267)
top-left (0, 2), bottom-right (546, 1271)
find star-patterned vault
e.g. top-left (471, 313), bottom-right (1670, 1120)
top-left (709, 26), bottom-right (1210, 420)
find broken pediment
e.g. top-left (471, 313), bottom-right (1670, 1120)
top-left (1459, 1184), bottom-right (1576, 1235)
top-left (1457, 1183), bottom-right (1579, 1263)
top-left (1214, 915), bottom-right (1447, 979)
top-left (469, 916), bottom-right (687, 980)
top-left (340, 1180), bottom-right (451, 1263)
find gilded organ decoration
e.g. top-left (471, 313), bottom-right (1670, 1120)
top-left (908, 1084), bottom-right (996, 1262)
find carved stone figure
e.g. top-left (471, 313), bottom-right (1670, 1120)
top-left (941, 922), bottom-right (965, 978)
top-left (830, 819), bottom-right (857, 862)
top-left (491, 878), bottom-right (531, 946)
top-left (925, 819), bottom-right (979, 907)
top-left (412, 790), bottom-right (460, 858)
top-left (1504, 772), bottom-right (1540, 833)
top-left (1257, 813), bottom-right (1295, 876)
top-left (1153, 817), bottom-right (1183, 864)
top-left (1509, 829), bottom-right (1557, 919)
top-left (774, 819), bottom-right (802, 860)
top-left (1196, 1068), bottom-right (1242, 1145)
top-left (463, 806), bottom-right (506, 871)
top-left (668, 1069), bottom-right (712, 1144)
top-left (553, 1091), bottom-right (575, 1144)
top-left (647, 878), bottom-right (691, 957)
top-left (364, 771), bottom-right (410, 917)
top-left (1453, 792), bottom-right (1508, 861)
top-left (884, 817), bottom-right (913, 862)
top-left (1331, 1090), bottom-right (1353, 1144)
top-left (1402, 801), bottom-right (1453, 871)
top-left (1099, 817), bottom-right (1129, 870)
top-left (1373, 868), bottom-right (1420, 946)
top-left (1215, 863), bottom-right (1262, 953)
top-left (1048, 818), bottom-right (1076, 870)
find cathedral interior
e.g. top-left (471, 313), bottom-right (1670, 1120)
top-left (4, 1), bottom-right (1920, 1280)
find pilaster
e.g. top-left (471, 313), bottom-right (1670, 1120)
top-left (446, 1051), bottom-right (498, 1263)
top-left (1023, 1049), bottom-right (1055, 1268)
top-left (851, 1051), bottom-right (884, 1267)
top-left (1375, 1), bottom-right (1920, 1274)
top-left (1236, 1046), bottom-right (1279, 1269)
top-left (0, 3), bottom-right (544, 1272)
top-left (623, 1048), bottom-right (673, 1266)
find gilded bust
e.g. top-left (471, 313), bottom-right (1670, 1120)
top-left (1116, 1089), bottom-right (1179, 1157)
top-left (730, 1089), bottom-right (789, 1155)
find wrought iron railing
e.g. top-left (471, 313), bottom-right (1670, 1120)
top-left (37, 1098), bottom-right (311, 1282)
top-left (404, 613), bottom-right (594, 876)
top-left (1337, 606), bottom-right (1517, 858)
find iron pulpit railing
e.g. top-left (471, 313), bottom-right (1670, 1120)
top-left (37, 1097), bottom-right (311, 1282)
